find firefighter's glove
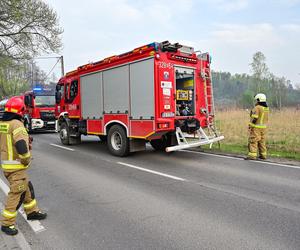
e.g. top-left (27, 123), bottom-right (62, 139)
top-left (29, 136), bottom-right (33, 150)
top-left (20, 157), bottom-right (31, 166)
top-left (16, 139), bottom-right (32, 166)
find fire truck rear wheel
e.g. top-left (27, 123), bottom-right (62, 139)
top-left (150, 134), bottom-right (173, 151)
top-left (60, 122), bottom-right (70, 145)
top-left (107, 125), bottom-right (129, 157)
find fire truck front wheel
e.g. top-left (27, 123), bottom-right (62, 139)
top-left (59, 122), bottom-right (70, 145)
top-left (107, 125), bottom-right (129, 157)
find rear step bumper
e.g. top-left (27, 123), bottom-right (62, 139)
top-left (166, 127), bottom-right (224, 152)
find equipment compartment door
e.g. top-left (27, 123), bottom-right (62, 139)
top-left (174, 67), bottom-right (195, 117)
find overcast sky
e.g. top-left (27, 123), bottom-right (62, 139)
top-left (43, 0), bottom-right (300, 85)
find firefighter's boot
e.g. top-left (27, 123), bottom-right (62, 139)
top-left (27, 211), bottom-right (47, 221)
top-left (1, 225), bottom-right (18, 236)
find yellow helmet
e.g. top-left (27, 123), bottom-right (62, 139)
top-left (254, 93), bottom-right (266, 102)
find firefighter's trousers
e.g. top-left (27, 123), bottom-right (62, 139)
top-left (1, 170), bottom-right (39, 226)
top-left (248, 127), bottom-right (267, 159)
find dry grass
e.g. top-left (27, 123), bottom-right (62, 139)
top-left (215, 108), bottom-right (300, 156)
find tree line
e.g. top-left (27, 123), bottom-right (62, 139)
top-left (0, 0), bottom-right (62, 99)
top-left (212, 52), bottom-right (300, 109)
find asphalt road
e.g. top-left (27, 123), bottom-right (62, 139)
top-left (1, 132), bottom-right (300, 250)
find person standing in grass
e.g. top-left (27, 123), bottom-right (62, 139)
top-left (246, 93), bottom-right (270, 160)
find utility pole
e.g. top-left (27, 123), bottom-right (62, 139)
top-left (60, 56), bottom-right (64, 76)
top-left (32, 55), bottom-right (65, 82)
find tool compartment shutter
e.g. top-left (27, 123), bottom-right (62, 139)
top-left (130, 58), bottom-right (154, 119)
top-left (80, 72), bottom-right (103, 119)
top-left (103, 65), bottom-right (129, 114)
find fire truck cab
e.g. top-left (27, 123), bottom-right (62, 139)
top-left (55, 41), bottom-right (224, 156)
top-left (23, 88), bottom-right (56, 132)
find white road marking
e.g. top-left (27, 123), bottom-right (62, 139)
top-left (182, 150), bottom-right (300, 169)
top-left (50, 143), bottom-right (75, 151)
top-left (117, 162), bottom-right (186, 181)
top-left (0, 202), bottom-right (32, 250)
top-left (0, 178), bottom-right (46, 234)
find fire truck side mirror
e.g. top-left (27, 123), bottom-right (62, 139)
top-left (24, 95), bottom-right (33, 107)
top-left (55, 91), bottom-right (62, 104)
top-left (55, 85), bottom-right (62, 104)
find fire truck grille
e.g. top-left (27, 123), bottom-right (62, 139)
top-left (40, 111), bottom-right (55, 121)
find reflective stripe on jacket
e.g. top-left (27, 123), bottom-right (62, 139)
top-left (0, 120), bottom-right (31, 172)
top-left (249, 105), bottom-right (269, 129)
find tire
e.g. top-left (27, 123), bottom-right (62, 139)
top-left (59, 122), bottom-right (70, 145)
top-left (150, 134), bottom-right (177, 151)
top-left (107, 125), bottom-right (129, 156)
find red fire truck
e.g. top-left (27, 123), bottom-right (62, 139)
top-left (55, 41), bottom-right (224, 156)
top-left (23, 88), bottom-right (56, 132)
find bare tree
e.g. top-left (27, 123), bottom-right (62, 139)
top-left (250, 52), bottom-right (269, 93)
top-left (0, 0), bottom-right (63, 60)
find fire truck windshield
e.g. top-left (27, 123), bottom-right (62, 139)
top-left (34, 95), bottom-right (56, 107)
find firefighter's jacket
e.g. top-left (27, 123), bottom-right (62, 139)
top-left (249, 104), bottom-right (269, 129)
top-left (0, 119), bottom-right (31, 172)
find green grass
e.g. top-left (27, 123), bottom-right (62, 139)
top-left (208, 108), bottom-right (300, 162)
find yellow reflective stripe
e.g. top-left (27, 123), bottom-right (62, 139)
top-left (1, 164), bottom-right (29, 170)
top-left (263, 107), bottom-right (269, 111)
top-left (6, 134), bottom-right (13, 160)
top-left (13, 127), bottom-right (27, 136)
top-left (10, 108), bottom-right (18, 113)
top-left (261, 110), bottom-right (265, 124)
top-left (260, 107), bottom-right (269, 124)
top-left (249, 123), bottom-right (266, 129)
top-left (23, 199), bottom-right (37, 210)
top-left (2, 209), bottom-right (17, 219)
top-left (248, 152), bottom-right (257, 157)
top-left (4, 107), bottom-right (18, 113)
top-left (18, 152), bottom-right (31, 159)
top-left (0, 123), bottom-right (9, 133)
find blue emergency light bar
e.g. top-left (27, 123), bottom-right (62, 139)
top-left (33, 87), bottom-right (42, 91)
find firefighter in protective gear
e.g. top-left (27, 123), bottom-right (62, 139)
top-left (246, 93), bottom-right (269, 160)
top-left (0, 97), bottom-right (47, 236)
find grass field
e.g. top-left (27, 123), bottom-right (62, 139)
top-left (207, 108), bottom-right (300, 161)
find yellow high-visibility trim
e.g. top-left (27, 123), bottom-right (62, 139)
top-left (5, 108), bottom-right (18, 113)
top-left (249, 123), bottom-right (266, 129)
top-left (250, 114), bottom-right (259, 119)
top-left (88, 132), bottom-right (104, 135)
top-left (1, 164), bottom-right (29, 170)
top-left (0, 123), bottom-right (9, 133)
top-left (23, 199), bottom-right (37, 210)
top-left (13, 127), bottom-right (27, 136)
top-left (128, 131), bottom-right (155, 139)
top-left (6, 134), bottom-right (13, 160)
top-left (260, 107), bottom-right (269, 125)
top-left (248, 152), bottom-right (257, 157)
top-left (2, 210), bottom-right (17, 219)
top-left (18, 152), bottom-right (31, 159)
